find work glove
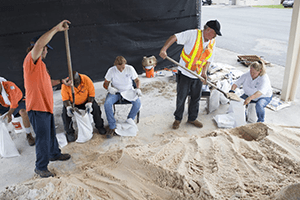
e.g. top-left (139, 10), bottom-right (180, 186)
top-left (135, 88), bottom-right (142, 97)
top-left (85, 102), bottom-right (93, 114)
top-left (108, 84), bottom-right (118, 95)
top-left (67, 106), bottom-right (79, 117)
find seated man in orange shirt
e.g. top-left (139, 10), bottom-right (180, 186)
top-left (0, 77), bottom-right (35, 146)
top-left (61, 71), bottom-right (106, 142)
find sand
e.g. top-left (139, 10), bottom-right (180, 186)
top-left (1, 71), bottom-right (300, 200)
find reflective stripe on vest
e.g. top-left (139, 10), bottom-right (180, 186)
top-left (180, 29), bottom-right (215, 75)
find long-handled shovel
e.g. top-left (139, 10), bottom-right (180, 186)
top-left (166, 56), bottom-right (242, 101)
top-left (63, 23), bottom-right (76, 109)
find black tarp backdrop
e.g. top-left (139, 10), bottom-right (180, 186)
top-left (0, 0), bottom-right (198, 92)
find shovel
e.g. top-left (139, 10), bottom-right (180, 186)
top-left (166, 56), bottom-right (242, 101)
top-left (63, 23), bottom-right (81, 115)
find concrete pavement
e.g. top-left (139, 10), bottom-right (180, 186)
top-left (214, 47), bottom-right (300, 127)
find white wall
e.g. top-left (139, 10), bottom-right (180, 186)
top-left (212, 0), bottom-right (281, 5)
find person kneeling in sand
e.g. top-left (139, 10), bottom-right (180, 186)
top-left (103, 56), bottom-right (142, 138)
top-left (0, 77), bottom-right (35, 146)
top-left (61, 71), bottom-right (106, 142)
top-left (229, 61), bottom-right (272, 122)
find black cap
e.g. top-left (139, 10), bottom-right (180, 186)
top-left (30, 35), bottom-right (53, 50)
top-left (206, 20), bottom-right (222, 36)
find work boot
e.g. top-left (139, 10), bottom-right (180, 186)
top-left (26, 133), bottom-right (35, 146)
top-left (172, 120), bottom-right (181, 129)
top-left (187, 119), bottom-right (203, 128)
top-left (34, 168), bottom-right (54, 178)
top-left (98, 127), bottom-right (107, 135)
top-left (66, 133), bottom-right (76, 142)
top-left (106, 128), bottom-right (115, 139)
top-left (49, 153), bottom-right (71, 161)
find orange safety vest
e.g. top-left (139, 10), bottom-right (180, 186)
top-left (180, 29), bottom-right (215, 75)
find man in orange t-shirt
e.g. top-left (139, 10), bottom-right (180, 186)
top-left (0, 78), bottom-right (35, 146)
top-left (23, 20), bottom-right (72, 178)
top-left (61, 71), bottom-right (106, 142)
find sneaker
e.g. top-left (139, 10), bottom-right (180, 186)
top-left (34, 168), bottom-right (54, 178)
top-left (66, 133), bottom-right (76, 142)
top-left (187, 119), bottom-right (203, 128)
top-left (106, 128), bottom-right (115, 139)
top-left (49, 153), bottom-right (71, 161)
top-left (172, 120), bottom-right (181, 129)
top-left (26, 133), bottom-right (35, 146)
top-left (98, 127), bottom-right (107, 135)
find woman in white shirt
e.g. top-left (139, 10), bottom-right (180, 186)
top-left (230, 61), bottom-right (272, 122)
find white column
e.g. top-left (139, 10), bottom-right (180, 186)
top-left (282, 0), bottom-right (300, 101)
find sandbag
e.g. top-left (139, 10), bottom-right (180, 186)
top-left (74, 111), bottom-right (93, 143)
top-left (246, 103), bottom-right (257, 123)
top-left (228, 100), bottom-right (246, 127)
top-left (0, 120), bottom-right (20, 158)
top-left (115, 118), bottom-right (138, 137)
top-left (213, 113), bottom-right (235, 128)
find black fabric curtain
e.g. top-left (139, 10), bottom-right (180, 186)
top-left (0, 0), bottom-right (198, 92)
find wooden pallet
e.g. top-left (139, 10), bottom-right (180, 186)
top-left (237, 55), bottom-right (270, 67)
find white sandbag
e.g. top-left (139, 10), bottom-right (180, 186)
top-left (246, 103), bottom-right (257, 123)
top-left (220, 80), bottom-right (230, 105)
top-left (209, 87), bottom-right (220, 113)
top-left (228, 100), bottom-right (246, 127)
top-left (74, 111), bottom-right (93, 143)
top-left (56, 132), bottom-right (68, 148)
top-left (115, 118), bottom-right (138, 137)
top-left (213, 113), bottom-right (235, 128)
top-left (0, 120), bottom-right (20, 158)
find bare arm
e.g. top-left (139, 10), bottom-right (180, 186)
top-left (103, 80), bottom-right (110, 90)
top-left (134, 78), bottom-right (140, 89)
top-left (244, 91), bottom-right (262, 105)
top-left (159, 35), bottom-right (177, 59)
top-left (231, 84), bottom-right (238, 91)
top-left (31, 20), bottom-right (71, 63)
top-left (51, 77), bottom-right (72, 87)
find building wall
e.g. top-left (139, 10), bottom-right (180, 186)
top-left (213, 0), bottom-right (281, 5)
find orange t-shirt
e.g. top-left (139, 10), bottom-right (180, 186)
top-left (0, 81), bottom-right (23, 109)
top-left (23, 52), bottom-right (54, 113)
top-left (61, 74), bottom-right (95, 105)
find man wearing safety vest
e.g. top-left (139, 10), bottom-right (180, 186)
top-left (159, 20), bottom-right (222, 129)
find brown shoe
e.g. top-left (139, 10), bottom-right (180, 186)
top-left (106, 128), bottom-right (115, 138)
top-left (188, 119), bottom-right (203, 128)
top-left (172, 120), bottom-right (181, 129)
top-left (26, 133), bottom-right (35, 146)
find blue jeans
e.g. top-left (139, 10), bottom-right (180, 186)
top-left (28, 111), bottom-right (61, 171)
top-left (104, 93), bottom-right (141, 129)
top-left (241, 94), bottom-right (272, 122)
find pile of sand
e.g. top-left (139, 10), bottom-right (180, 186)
top-left (1, 122), bottom-right (300, 199)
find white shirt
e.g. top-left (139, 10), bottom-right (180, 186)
top-left (234, 71), bottom-right (273, 101)
top-left (105, 64), bottom-right (138, 93)
top-left (175, 29), bottom-right (215, 79)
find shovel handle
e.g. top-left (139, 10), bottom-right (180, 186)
top-left (165, 56), bottom-right (228, 97)
top-left (64, 25), bottom-right (75, 107)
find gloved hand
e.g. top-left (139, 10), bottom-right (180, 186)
top-left (135, 88), bottom-right (142, 97)
top-left (67, 106), bottom-right (79, 117)
top-left (108, 84), bottom-right (118, 95)
top-left (85, 102), bottom-right (93, 114)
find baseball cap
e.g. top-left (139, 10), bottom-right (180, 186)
top-left (30, 35), bottom-right (53, 50)
top-left (206, 20), bottom-right (222, 36)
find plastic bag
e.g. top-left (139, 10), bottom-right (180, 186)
top-left (0, 120), bottom-right (20, 158)
top-left (228, 101), bottom-right (246, 127)
top-left (115, 118), bottom-right (138, 136)
top-left (213, 113), bottom-right (235, 128)
top-left (74, 111), bottom-right (93, 143)
top-left (246, 103), bottom-right (257, 123)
